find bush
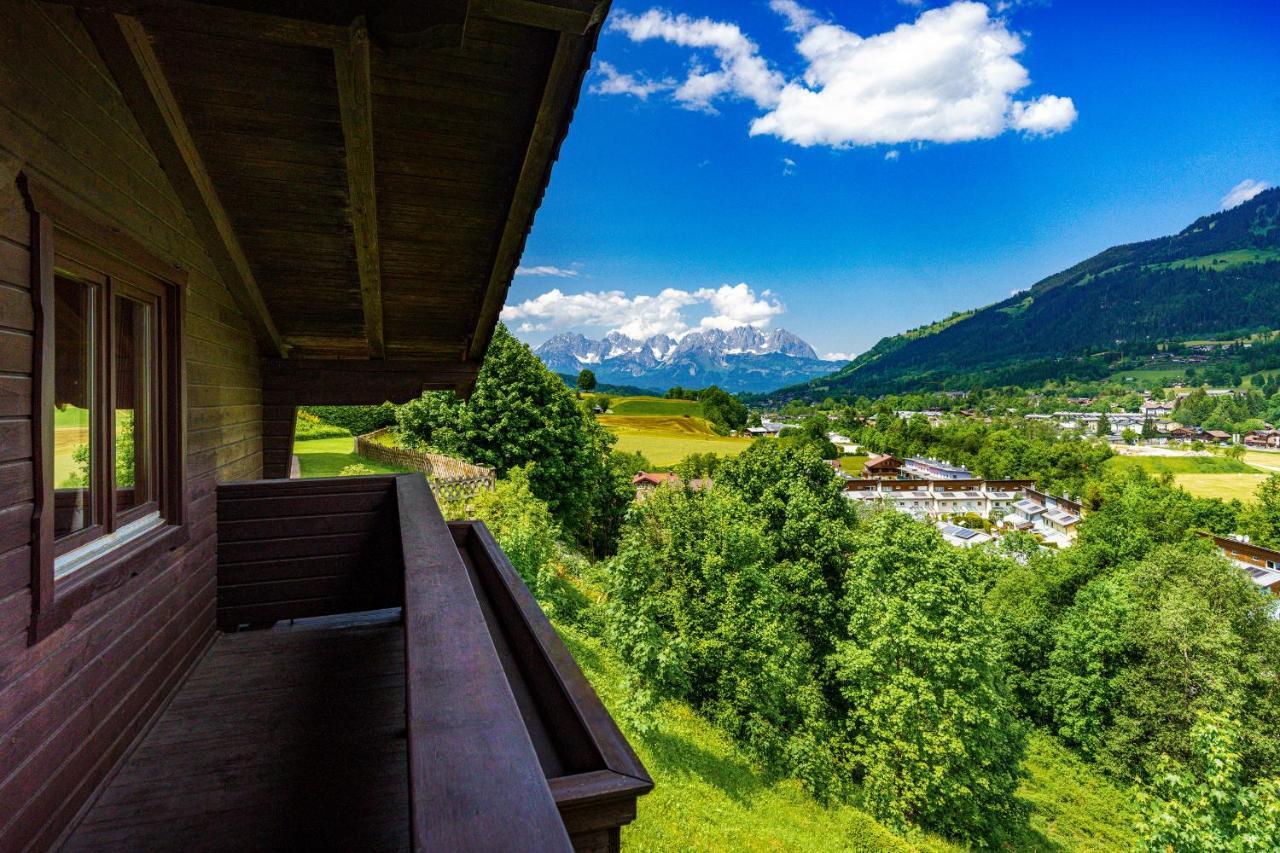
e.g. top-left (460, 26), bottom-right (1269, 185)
top-left (301, 403), bottom-right (397, 436)
top-left (294, 412), bottom-right (351, 440)
top-left (338, 463), bottom-right (375, 477)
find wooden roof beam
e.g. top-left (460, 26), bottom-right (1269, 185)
top-left (468, 27), bottom-right (597, 361)
top-left (334, 19), bottom-right (385, 359)
top-left (471, 0), bottom-right (606, 34)
top-left (79, 10), bottom-right (287, 357)
top-left (48, 1), bottom-right (346, 49)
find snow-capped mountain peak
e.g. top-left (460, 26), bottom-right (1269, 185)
top-left (533, 326), bottom-right (833, 393)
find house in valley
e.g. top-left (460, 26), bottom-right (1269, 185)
top-left (0, 3), bottom-right (651, 850)
top-left (862, 453), bottom-right (903, 478)
top-left (1204, 534), bottom-right (1280, 597)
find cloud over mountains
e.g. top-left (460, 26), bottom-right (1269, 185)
top-left (592, 0), bottom-right (1077, 148)
top-left (501, 282), bottom-right (785, 340)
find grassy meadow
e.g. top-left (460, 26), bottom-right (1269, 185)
top-left (597, 397), bottom-right (753, 466)
top-left (1107, 454), bottom-right (1271, 502)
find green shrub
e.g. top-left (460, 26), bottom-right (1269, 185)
top-left (338, 463), bottom-right (375, 477)
top-left (301, 403), bottom-right (397, 436)
top-left (293, 417), bottom-right (351, 440)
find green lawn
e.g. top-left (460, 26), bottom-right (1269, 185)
top-left (1105, 455), bottom-right (1261, 475)
top-left (1106, 366), bottom-right (1188, 385)
top-left (553, 618), bottom-right (1137, 851)
top-left (599, 414), bottom-right (753, 467)
top-left (607, 395), bottom-right (705, 417)
top-left (840, 455), bottom-right (868, 475)
top-left (292, 436), bottom-right (411, 478)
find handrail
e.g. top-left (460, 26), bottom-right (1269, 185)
top-left (395, 474), bottom-right (572, 852)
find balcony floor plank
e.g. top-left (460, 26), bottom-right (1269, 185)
top-left (61, 619), bottom-right (409, 852)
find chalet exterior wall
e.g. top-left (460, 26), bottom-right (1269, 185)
top-left (0, 4), bottom-right (262, 847)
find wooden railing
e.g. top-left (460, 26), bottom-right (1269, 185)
top-left (214, 473), bottom-right (651, 851)
top-left (355, 428), bottom-right (495, 503)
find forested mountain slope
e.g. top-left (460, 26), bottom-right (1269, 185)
top-left (793, 188), bottom-right (1280, 397)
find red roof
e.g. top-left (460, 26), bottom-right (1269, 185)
top-left (632, 472), bottom-right (680, 487)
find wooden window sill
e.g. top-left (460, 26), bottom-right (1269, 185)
top-left (31, 522), bottom-right (189, 644)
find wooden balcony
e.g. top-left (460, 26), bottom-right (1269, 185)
top-left (61, 474), bottom-right (651, 852)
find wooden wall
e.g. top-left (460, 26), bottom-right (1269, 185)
top-left (0, 3), bottom-right (263, 849)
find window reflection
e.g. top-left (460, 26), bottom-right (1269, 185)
top-left (53, 276), bottom-right (93, 538)
top-left (114, 296), bottom-right (152, 512)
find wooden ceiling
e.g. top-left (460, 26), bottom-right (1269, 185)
top-left (64, 0), bottom-right (608, 392)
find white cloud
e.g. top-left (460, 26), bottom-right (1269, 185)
top-left (599, 1), bottom-right (1076, 149)
top-left (590, 60), bottom-right (672, 100)
top-left (515, 264), bottom-right (579, 278)
top-left (608, 9), bottom-right (785, 111)
top-left (823, 351), bottom-right (853, 361)
top-left (502, 283), bottom-right (784, 339)
top-left (782, 156), bottom-right (797, 175)
top-left (1220, 179), bottom-right (1270, 211)
top-left (1008, 94), bottom-right (1078, 135)
top-left (884, 149), bottom-right (900, 161)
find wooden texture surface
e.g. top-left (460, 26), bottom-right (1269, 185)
top-left (0, 4), bottom-right (263, 849)
top-left (215, 476), bottom-right (399, 629)
top-left (61, 619), bottom-right (411, 852)
top-left (397, 474), bottom-right (572, 852)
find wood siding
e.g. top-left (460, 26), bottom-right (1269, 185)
top-left (215, 476), bottom-right (399, 629)
top-left (0, 3), bottom-right (262, 850)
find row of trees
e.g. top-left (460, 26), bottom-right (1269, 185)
top-left (603, 449), bottom-right (1280, 846)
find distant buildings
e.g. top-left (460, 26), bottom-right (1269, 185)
top-left (1001, 489), bottom-right (1082, 547)
top-left (902, 457), bottom-right (974, 480)
top-left (843, 478), bottom-right (1031, 521)
top-left (1204, 534), bottom-right (1280, 598)
top-left (938, 523), bottom-right (993, 547)
top-left (862, 454), bottom-right (903, 479)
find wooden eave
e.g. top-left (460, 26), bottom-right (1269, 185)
top-left (66, 0), bottom-right (608, 397)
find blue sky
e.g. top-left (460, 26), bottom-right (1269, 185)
top-left (504, 0), bottom-right (1280, 360)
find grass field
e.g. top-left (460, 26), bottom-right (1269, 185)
top-left (607, 396), bottom-right (704, 417)
top-left (1106, 455), bottom-right (1260, 475)
top-left (1107, 366), bottom-right (1189, 385)
top-left (1174, 473), bottom-right (1269, 503)
top-left (598, 412), bottom-right (753, 467)
top-left (839, 455), bottom-right (867, 475)
top-left (554, 618), bottom-right (1137, 851)
top-left (293, 436), bottom-right (411, 478)
top-left (1151, 248), bottom-right (1280, 272)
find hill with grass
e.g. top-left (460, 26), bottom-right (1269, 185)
top-left (788, 187), bottom-right (1280, 398)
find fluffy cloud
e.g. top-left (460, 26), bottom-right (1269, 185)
top-left (608, 9), bottom-right (785, 111)
top-left (823, 351), bottom-right (853, 362)
top-left (589, 60), bottom-right (672, 100)
top-left (502, 283), bottom-right (784, 339)
top-left (1220, 179), bottom-right (1270, 211)
top-left (599, 1), bottom-right (1076, 148)
top-left (515, 264), bottom-right (579, 277)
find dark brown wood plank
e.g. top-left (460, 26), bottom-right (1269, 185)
top-left (396, 474), bottom-right (571, 852)
top-left (62, 622), bottom-right (411, 852)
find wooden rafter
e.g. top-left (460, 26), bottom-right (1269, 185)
top-left (78, 10), bottom-right (287, 357)
top-left (468, 29), bottom-right (592, 360)
top-left (334, 19), bottom-right (385, 359)
top-left (472, 0), bottom-right (606, 34)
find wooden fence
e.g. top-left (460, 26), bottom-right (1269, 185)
top-left (355, 428), bottom-right (496, 504)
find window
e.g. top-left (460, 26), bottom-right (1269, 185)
top-left (51, 270), bottom-right (167, 574)
top-left (23, 176), bottom-right (186, 641)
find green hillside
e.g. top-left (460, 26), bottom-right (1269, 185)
top-left (792, 187), bottom-right (1280, 398)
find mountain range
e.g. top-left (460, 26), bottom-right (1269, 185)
top-left (784, 187), bottom-right (1280, 399)
top-left (534, 326), bottom-right (837, 393)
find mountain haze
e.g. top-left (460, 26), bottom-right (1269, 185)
top-left (535, 326), bottom-right (836, 393)
top-left (789, 187), bottom-right (1280, 398)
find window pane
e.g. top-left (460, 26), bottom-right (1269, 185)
top-left (114, 296), bottom-right (152, 512)
top-left (53, 277), bottom-right (93, 537)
